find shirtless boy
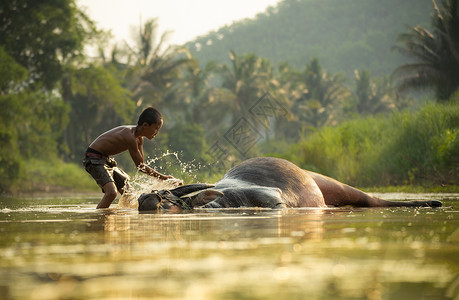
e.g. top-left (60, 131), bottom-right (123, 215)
top-left (83, 107), bottom-right (181, 208)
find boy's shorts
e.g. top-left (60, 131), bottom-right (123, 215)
top-left (83, 156), bottom-right (130, 192)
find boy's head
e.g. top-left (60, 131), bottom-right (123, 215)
top-left (138, 107), bottom-right (162, 126)
top-left (137, 107), bottom-right (163, 140)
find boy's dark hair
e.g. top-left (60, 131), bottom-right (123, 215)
top-left (137, 107), bottom-right (162, 126)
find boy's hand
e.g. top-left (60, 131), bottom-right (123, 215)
top-left (165, 176), bottom-right (183, 186)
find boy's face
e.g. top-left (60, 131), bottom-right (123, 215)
top-left (143, 119), bottom-right (163, 140)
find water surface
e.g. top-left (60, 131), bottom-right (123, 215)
top-left (0, 193), bottom-right (458, 299)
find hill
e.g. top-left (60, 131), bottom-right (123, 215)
top-left (185, 0), bottom-right (433, 77)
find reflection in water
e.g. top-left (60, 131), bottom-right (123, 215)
top-left (0, 194), bottom-right (457, 299)
top-left (104, 208), bottom-right (327, 242)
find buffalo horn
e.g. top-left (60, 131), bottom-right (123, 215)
top-left (171, 183), bottom-right (215, 198)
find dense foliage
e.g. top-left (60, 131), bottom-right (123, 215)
top-left (0, 0), bottom-right (93, 192)
top-left (0, 0), bottom-right (458, 193)
top-left (392, 0), bottom-right (459, 100)
top-left (283, 101), bottom-right (459, 187)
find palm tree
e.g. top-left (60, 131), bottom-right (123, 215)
top-left (125, 18), bottom-right (190, 111)
top-left (173, 59), bottom-right (231, 134)
top-left (269, 62), bottom-right (305, 140)
top-left (391, 0), bottom-right (459, 101)
top-left (354, 69), bottom-right (395, 115)
top-left (220, 50), bottom-right (273, 121)
top-left (296, 58), bottom-right (349, 128)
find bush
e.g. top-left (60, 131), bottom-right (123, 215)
top-left (17, 159), bottom-right (97, 193)
top-left (285, 101), bottom-right (459, 187)
top-left (374, 102), bottom-right (459, 185)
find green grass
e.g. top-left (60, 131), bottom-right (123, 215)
top-left (18, 158), bottom-right (98, 194)
top-left (283, 101), bottom-right (459, 188)
top-left (360, 185), bottom-right (459, 193)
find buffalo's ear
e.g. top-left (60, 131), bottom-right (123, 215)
top-left (190, 189), bottom-right (223, 207)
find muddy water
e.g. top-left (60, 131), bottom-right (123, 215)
top-left (0, 193), bottom-right (458, 299)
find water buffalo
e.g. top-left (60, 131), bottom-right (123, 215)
top-left (137, 157), bottom-right (442, 211)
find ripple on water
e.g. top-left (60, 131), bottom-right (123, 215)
top-left (0, 193), bottom-right (457, 299)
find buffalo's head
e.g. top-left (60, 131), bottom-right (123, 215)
top-left (137, 183), bottom-right (223, 211)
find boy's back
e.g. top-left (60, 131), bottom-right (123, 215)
top-left (89, 125), bottom-right (139, 157)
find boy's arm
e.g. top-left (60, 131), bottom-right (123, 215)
top-left (137, 136), bottom-right (145, 161)
top-left (128, 138), bottom-right (173, 180)
top-left (138, 163), bottom-right (172, 180)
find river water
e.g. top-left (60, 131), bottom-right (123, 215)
top-left (0, 193), bottom-right (458, 299)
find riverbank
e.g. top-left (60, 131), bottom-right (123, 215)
top-left (7, 178), bottom-right (458, 197)
top-left (361, 184), bottom-right (459, 194)
top-left (11, 158), bottom-right (459, 196)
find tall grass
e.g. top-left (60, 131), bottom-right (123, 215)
top-left (17, 159), bottom-right (97, 194)
top-left (285, 102), bottom-right (459, 187)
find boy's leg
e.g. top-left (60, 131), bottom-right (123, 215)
top-left (83, 157), bottom-right (120, 208)
top-left (97, 182), bottom-right (118, 208)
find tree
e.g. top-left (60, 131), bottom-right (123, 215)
top-left (174, 59), bottom-right (232, 137)
top-left (0, 0), bottom-right (97, 89)
top-left (179, 60), bottom-right (216, 124)
top-left (267, 62), bottom-right (305, 140)
top-left (296, 58), bottom-right (349, 128)
top-left (391, 0), bottom-right (459, 101)
top-left (60, 63), bottom-right (134, 160)
top-left (0, 0), bottom-right (97, 191)
top-left (219, 50), bottom-right (273, 122)
top-left (125, 18), bottom-right (190, 111)
top-left (0, 48), bottom-right (28, 191)
top-left (353, 70), bottom-right (395, 115)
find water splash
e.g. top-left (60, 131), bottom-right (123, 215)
top-left (116, 151), bottom-right (208, 209)
top-left (144, 150), bottom-right (207, 180)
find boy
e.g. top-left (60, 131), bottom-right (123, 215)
top-left (83, 107), bottom-right (181, 208)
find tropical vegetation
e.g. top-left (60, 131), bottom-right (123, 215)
top-left (391, 0), bottom-right (459, 100)
top-left (0, 0), bottom-right (457, 194)
top-left (282, 102), bottom-right (459, 187)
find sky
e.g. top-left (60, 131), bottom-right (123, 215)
top-left (77, 0), bottom-right (281, 47)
